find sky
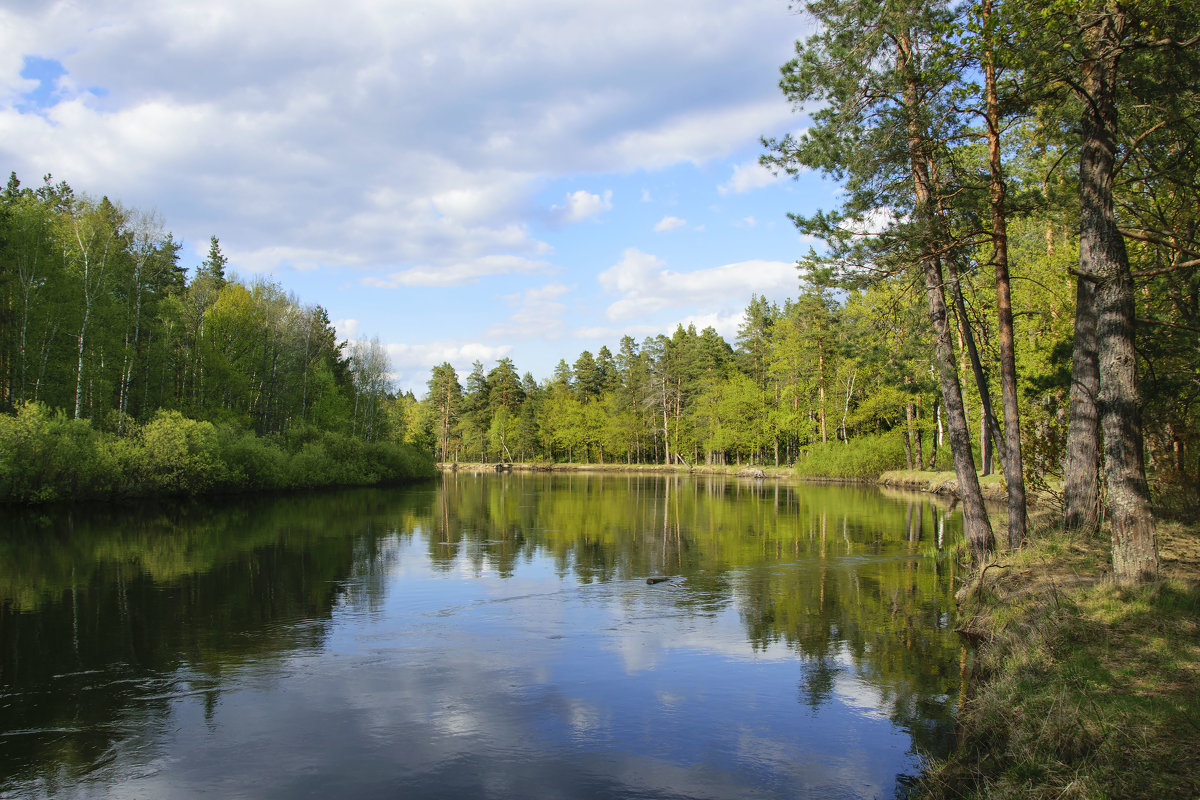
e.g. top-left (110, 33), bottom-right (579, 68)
top-left (1, 0), bottom-right (838, 396)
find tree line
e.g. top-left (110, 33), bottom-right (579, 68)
top-left (0, 173), bottom-right (431, 500)
top-left (417, 0), bottom-right (1200, 584)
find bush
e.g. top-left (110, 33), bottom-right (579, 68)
top-left (794, 431), bottom-right (908, 480)
top-left (0, 405), bottom-right (435, 504)
top-left (140, 411), bottom-right (223, 494)
top-left (0, 403), bottom-right (120, 501)
top-left (216, 426), bottom-right (288, 490)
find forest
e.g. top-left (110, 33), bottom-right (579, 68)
top-left (411, 0), bottom-right (1200, 586)
top-left (3, 0), bottom-right (1198, 574)
top-left (0, 173), bottom-right (433, 501)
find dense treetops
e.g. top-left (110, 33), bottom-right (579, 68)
top-left (0, 172), bottom-right (431, 501)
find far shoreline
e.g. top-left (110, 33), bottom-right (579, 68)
top-left (436, 461), bottom-right (1023, 505)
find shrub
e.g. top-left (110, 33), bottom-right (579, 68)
top-left (794, 431), bottom-right (908, 480)
top-left (140, 411), bottom-right (223, 494)
top-left (216, 426), bottom-right (288, 491)
top-left (0, 403), bottom-right (119, 501)
top-left (1, 404), bottom-right (435, 504)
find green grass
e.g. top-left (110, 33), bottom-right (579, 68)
top-left (915, 520), bottom-right (1200, 799)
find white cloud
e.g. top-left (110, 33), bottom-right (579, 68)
top-left (601, 99), bottom-right (793, 171)
top-left (0, 0), bottom-right (818, 383)
top-left (362, 255), bottom-right (554, 288)
top-left (653, 215), bottom-right (687, 232)
top-left (572, 323), bottom-right (664, 340)
top-left (386, 341), bottom-right (513, 371)
top-left (572, 308), bottom-right (745, 342)
top-left (552, 189), bottom-right (612, 224)
top-left (1, 0), bottom-right (804, 280)
top-left (598, 248), bottom-right (795, 321)
top-left (719, 159), bottom-right (782, 195)
top-left (387, 339), bottom-right (516, 395)
top-left (487, 282), bottom-right (571, 340)
top-left (334, 318), bottom-right (361, 340)
top-left (838, 206), bottom-right (899, 236)
top-left (677, 310), bottom-right (748, 340)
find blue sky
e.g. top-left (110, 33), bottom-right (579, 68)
top-left (1, 0), bottom-right (835, 395)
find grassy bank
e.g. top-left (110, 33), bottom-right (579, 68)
top-left (916, 516), bottom-right (1200, 799)
top-left (880, 468), bottom-right (1015, 504)
top-left (0, 403), bottom-right (437, 504)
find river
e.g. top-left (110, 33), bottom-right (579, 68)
top-left (0, 472), bottom-right (967, 799)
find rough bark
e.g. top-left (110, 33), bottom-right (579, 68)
top-left (1064, 275), bottom-right (1102, 530)
top-left (1079, 5), bottom-right (1157, 582)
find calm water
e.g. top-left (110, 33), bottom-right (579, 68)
top-left (0, 473), bottom-right (967, 799)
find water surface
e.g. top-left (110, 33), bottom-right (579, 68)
top-left (0, 473), bottom-right (966, 799)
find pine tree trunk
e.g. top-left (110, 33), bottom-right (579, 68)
top-left (1064, 275), bottom-right (1102, 529)
top-left (982, 0), bottom-right (1027, 549)
top-left (924, 254), bottom-right (995, 564)
top-left (1079, 6), bottom-right (1157, 582)
top-left (946, 249), bottom-right (1004, 478)
top-left (899, 33), bottom-right (994, 564)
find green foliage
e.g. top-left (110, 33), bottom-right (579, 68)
top-left (140, 410), bottom-right (223, 494)
top-left (0, 171), bottom-right (438, 502)
top-left (794, 432), bottom-right (909, 480)
top-left (0, 403), bottom-right (117, 502)
top-left (216, 426), bottom-right (288, 490)
top-left (0, 404), bottom-right (434, 504)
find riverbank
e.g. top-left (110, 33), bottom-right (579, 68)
top-left (878, 469), bottom-right (1012, 504)
top-left (915, 513), bottom-right (1200, 799)
top-left (439, 461), bottom-right (1022, 501)
top-left (437, 461), bottom-right (798, 478)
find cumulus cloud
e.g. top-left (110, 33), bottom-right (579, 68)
top-left (334, 318), bottom-right (361, 340)
top-left (0, 0), bottom-right (802, 279)
top-left (552, 189), bottom-right (613, 224)
top-left (653, 215), bottom-right (687, 232)
top-left (601, 99), bottom-right (793, 171)
top-left (362, 255), bottom-right (554, 288)
top-left (386, 341), bottom-right (513, 372)
top-left (838, 206), bottom-right (900, 236)
top-left (0, 0), bottom-right (818, 383)
top-left (572, 308), bottom-right (745, 342)
top-left (718, 159), bottom-right (782, 195)
top-left (598, 248), bottom-right (795, 321)
top-left (487, 281), bottom-right (571, 339)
